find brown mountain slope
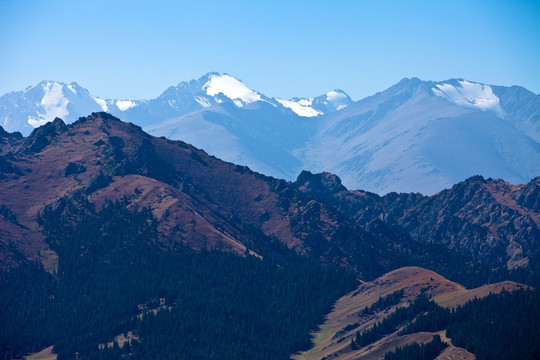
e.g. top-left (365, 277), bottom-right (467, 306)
top-left (294, 266), bottom-right (527, 360)
top-left (0, 113), bottom-right (405, 278)
top-left (1, 113), bottom-right (538, 287)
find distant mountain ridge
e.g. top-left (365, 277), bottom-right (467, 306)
top-left (304, 77), bottom-right (540, 194)
top-left (0, 73), bottom-right (351, 133)
top-left (1, 74), bottom-right (539, 195)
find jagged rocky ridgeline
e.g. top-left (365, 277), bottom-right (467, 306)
top-left (0, 113), bottom-right (539, 288)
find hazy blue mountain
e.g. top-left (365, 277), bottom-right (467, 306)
top-left (146, 100), bottom-right (315, 180)
top-left (1, 75), bottom-right (538, 195)
top-left (120, 72), bottom-right (272, 127)
top-left (123, 73), bottom-right (352, 127)
top-left (143, 74), bottom-right (352, 179)
top-left (303, 78), bottom-right (540, 194)
top-left (0, 73), bottom-right (350, 134)
top-left (0, 73), bottom-right (351, 180)
top-left (490, 84), bottom-right (540, 142)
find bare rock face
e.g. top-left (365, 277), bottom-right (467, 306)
top-left (516, 176), bottom-right (540, 212)
top-left (295, 170), bottom-right (347, 196)
top-left (63, 162), bottom-right (86, 177)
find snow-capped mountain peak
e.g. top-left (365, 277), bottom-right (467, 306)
top-left (324, 89), bottom-right (351, 112)
top-left (432, 79), bottom-right (505, 118)
top-left (0, 80), bottom-right (118, 134)
top-left (202, 74), bottom-right (262, 107)
top-left (27, 81), bottom-right (70, 127)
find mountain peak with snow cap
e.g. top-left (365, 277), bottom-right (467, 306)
top-left (0, 80), bottom-right (116, 134)
top-left (202, 73), bottom-right (264, 107)
top-left (320, 89), bottom-right (353, 112)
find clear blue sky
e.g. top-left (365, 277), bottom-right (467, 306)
top-left (1, 0), bottom-right (539, 100)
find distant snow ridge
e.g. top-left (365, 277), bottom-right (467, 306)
top-left (432, 80), bottom-right (505, 118)
top-left (0, 80), bottom-right (122, 134)
top-left (1, 73), bottom-right (353, 135)
top-left (275, 90), bottom-right (352, 117)
top-left (28, 82), bottom-right (70, 127)
top-left (276, 98), bottom-right (322, 117)
top-left (91, 95), bottom-right (108, 112)
top-left (202, 74), bottom-right (262, 107)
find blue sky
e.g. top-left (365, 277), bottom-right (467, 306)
top-left (1, 0), bottom-right (539, 100)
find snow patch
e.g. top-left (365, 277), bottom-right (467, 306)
top-left (276, 98), bottom-right (322, 117)
top-left (325, 91), bottom-right (349, 110)
top-left (297, 98), bottom-right (313, 107)
top-left (195, 96), bottom-right (211, 108)
top-left (432, 80), bottom-right (505, 118)
top-left (203, 74), bottom-right (261, 105)
top-left (67, 84), bottom-right (77, 94)
top-left (116, 100), bottom-right (135, 111)
top-left (27, 117), bottom-right (47, 127)
top-left (326, 91), bottom-right (347, 102)
top-left (91, 96), bottom-right (108, 112)
top-left (27, 82), bottom-right (70, 127)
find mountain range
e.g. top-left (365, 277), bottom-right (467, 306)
top-left (2, 73), bottom-right (539, 195)
top-left (1, 112), bottom-right (538, 284)
top-left (1, 112), bottom-right (539, 359)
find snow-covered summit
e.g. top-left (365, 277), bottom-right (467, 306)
top-left (202, 74), bottom-right (263, 107)
top-left (0, 80), bottom-right (147, 135)
top-left (118, 72), bottom-right (352, 126)
top-left (1, 81), bottom-right (109, 134)
top-left (26, 81), bottom-right (71, 127)
top-left (432, 79), bottom-right (505, 118)
top-left (196, 73), bottom-right (352, 116)
top-left (319, 89), bottom-right (352, 112)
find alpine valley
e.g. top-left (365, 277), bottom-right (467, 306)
top-left (0, 76), bottom-right (539, 359)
